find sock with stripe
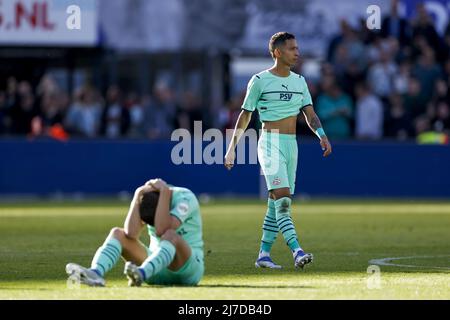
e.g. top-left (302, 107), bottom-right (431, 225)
top-left (259, 198), bottom-right (278, 256)
top-left (274, 197), bottom-right (301, 252)
top-left (138, 240), bottom-right (176, 281)
top-left (90, 237), bottom-right (122, 277)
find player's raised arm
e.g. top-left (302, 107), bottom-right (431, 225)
top-left (124, 186), bottom-right (149, 239)
top-left (302, 105), bottom-right (332, 157)
top-left (147, 179), bottom-right (181, 236)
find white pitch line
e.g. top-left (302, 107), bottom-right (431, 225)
top-left (369, 255), bottom-right (450, 271)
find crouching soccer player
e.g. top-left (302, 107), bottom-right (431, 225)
top-left (65, 179), bottom-right (204, 287)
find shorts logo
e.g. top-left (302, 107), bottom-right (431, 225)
top-left (272, 177), bottom-right (281, 186)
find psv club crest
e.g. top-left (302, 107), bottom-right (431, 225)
top-left (272, 177), bottom-right (281, 186)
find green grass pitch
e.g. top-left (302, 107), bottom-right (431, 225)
top-left (0, 199), bottom-right (449, 299)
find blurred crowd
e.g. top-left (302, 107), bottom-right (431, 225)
top-left (0, 76), bottom-right (205, 140)
top-left (222, 2), bottom-right (450, 142)
top-left (302, 1), bottom-right (450, 141)
top-left (1, 2), bottom-right (449, 142)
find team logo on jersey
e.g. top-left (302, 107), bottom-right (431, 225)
top-left (272, 177), bottom-right (281, 186)
top-left (176, 202), bottom-right (189, 216)
top-left (280, 84), bottom-right (292, 100)
top-left (280, 93), bottom-right (293, 101)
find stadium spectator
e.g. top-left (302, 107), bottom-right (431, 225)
top-left (42, 92), bottom-right (67, 126)
top-left (26, 75), bottom-right (70, 140)
top-left (445, 58), bottom-right (450, 84)
top-left (411, 3), bottom-right (442, 58)
top-left (340, 62), bottom-right (366, 101)
top-left (176, 91), bottom-right (204, 136)
top-left (219, 91), bottom-right (261, 134)
top-left (412, 47), bottom-right (443, 102)
top-left (328, 20), bottom-right (361, 67)
top-left (385, 93), bottom-right (412, 140)
top-left (329, 20), bottom-right (367, 78)
top-left (358, 16), bottom-right (378, 45)
top-left (414, 114), bottom-right (431, 137)
top-left (221, 92), bottom-right (244, 130)
top-left (367, 47), bottom-right (397, 100)
top-left (355, 82), bottom-right (384, 140)
top-left (381, 0), bottom-right (411, 47)
top-left (393, 60), bottom-right (412, 94)
top-left (0, 91), bottom-right (7, 134)
top-left (5, 77), bottom-right (18, 110)
top-left (367, 35), bottom-right (385, 64)
top-left (403, 77), bottom-right (428, 120)
top-left (36, 74), bottom-right (60, 98)
top-left (430, 101), bottom-right (450, 134)
top-left (144, 83), bottom-right (177, 139)
top-left (7, 80), bottom-right (37, 135)
top-left (444, 22), bottom-right (450, 59)
top-left (17, 81), bottom-right (33, 97)
top-left (100, 85), bottom-right (130, 138)
top-left (327, 20), bottom-right (349, 63)
top-left (315, 78), bottom-right (353, 139)
top-left (1, 78), bottom-right (20, 134)
top-left (9, 91), bottom-right (38, 135)
top-left (432, 79), bottom-right (450, 105)
top-left (126, 92), bottom-right (146, 138)
top-left (64, 86), bottom-right (103, 138)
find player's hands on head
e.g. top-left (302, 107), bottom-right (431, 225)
top-left (136, 184), bottom-right (154, 195)
top-left (144, 179), bottom-right (160, 188)
top-left (145, 178), bottom-right (168, 191)
top-left (320, 137), bottom-right (332, 157)
top-left (224, 149), bottom-right (236, 170)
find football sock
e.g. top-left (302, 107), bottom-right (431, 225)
top-left (274, 197), bottom-right (301, 252)
top-left (138, 240), bottom-right (176, 280)
top-left (90, 237), bottom-right (122, 277)
top-left (260, 198), bottom-right (279, 254)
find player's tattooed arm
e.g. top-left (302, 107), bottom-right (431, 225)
top-left (307, 112), bottom-right (323, 131)
top-left (302, 105), bottom-right (324, 133)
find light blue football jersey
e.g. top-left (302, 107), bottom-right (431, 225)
top-left (241, 70), bottom-right (313, 122)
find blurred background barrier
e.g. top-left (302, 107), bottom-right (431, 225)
top-left (1, 0), bottom-right (450, 142)
top-left (1, 0), bottom-right (450, 199)
top-left (1, 139), bottom-right (449, 198)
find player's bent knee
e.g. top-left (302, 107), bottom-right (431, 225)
top-left (270, 188), bottom-right (291, 200)
top-left (110, 227), bottom-right (125, 239)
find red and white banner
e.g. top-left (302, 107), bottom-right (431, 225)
top-left (0, 0), bottom-right (98, 46)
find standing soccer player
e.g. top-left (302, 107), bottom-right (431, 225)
top-left (66, 178), bottom-right (204, 286)
top-left (225, 32), bottom-right (332, 269)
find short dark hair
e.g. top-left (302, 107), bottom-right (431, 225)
top-left (269, 32), bottom-right (296, 59)
top-left (138, 191), bottom-right (160, 226)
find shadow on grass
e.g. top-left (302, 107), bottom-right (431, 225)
top-left (198, 284), bottom-right (316, 289)
top-left (0, 283), bottom-right (316, 290)
top-left (0, 287), bottom-right (53, 291)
